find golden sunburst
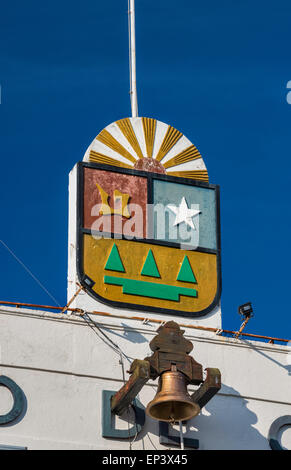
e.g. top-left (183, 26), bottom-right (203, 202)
top-left (83, 117), bottom-right (208, 182)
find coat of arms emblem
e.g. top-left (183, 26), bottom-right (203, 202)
top-left (77, 117), bottom-right (221, 317)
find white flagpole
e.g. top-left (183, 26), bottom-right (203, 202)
top-left (128, 0), bottom-right (138, 117)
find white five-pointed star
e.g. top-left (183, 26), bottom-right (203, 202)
top-left (167, 197), bottom-right (201, 230)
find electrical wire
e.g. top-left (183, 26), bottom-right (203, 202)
top-left (79, 311), bottom-right (160, 450)
top-left (79, 313), bottom-right (137, 448)
top-left (0, 239), bottom-right (61, 307)
top-left (118, 352), bottom-right (132, 450)
top-left (146, 432), bottom-right (158, 450)
top-left (80, 312), bottom-right (134, 363)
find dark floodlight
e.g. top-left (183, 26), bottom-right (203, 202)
top-left (238, 302), bottom-right (253, 319)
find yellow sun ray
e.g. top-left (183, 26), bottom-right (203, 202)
top-left (163, 145), bottom-right (201, 169)
top-left (89, 150), bottom-right (132, 169)
top-left (166, 170), bottom-right (209, 181)
top-left (142, 117), bottom-right (156, 158)
top-left (96, 129), bottom-right (136, 164)
top-left (116, 118), bottom-right (144, 160)
top-left (155, 125), bottom-right (183, 162)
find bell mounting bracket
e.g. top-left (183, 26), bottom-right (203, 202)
top-left (111, 321), bottom-right (221, 417)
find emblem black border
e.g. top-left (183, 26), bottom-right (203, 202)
top-left (76, 161), bottom-right (221, 318)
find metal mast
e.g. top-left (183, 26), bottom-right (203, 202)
top-left (128, 0), bottom-right (138, 117)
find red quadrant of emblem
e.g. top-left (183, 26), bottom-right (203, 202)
top-left (83, 168), bottom-right (148, 238)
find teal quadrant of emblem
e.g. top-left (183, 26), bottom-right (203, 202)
top-left (153, 180), bottom-right (217, 250)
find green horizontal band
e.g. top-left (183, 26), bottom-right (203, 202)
top-left (104, 275), bottom-right (197, 302)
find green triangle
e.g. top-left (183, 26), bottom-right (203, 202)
top-left (141, 249), bottom-right (160, 278)
top-left (105, 243), bottom-right (125, 272)
top-left (177, 256), bottom-right (197, 283)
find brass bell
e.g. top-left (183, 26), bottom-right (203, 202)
top-left (146, 368), bottom-right (200, 422)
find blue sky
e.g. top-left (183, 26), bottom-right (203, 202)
top-left (0, 0), bottom-right (290, 339)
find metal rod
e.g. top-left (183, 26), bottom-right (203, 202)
top-left (0, 300), bottom-right (289, 344)
top-left (61, 283), bottom-right (84, 315)
top-left (234, 317), bottom-right (251, 339)
top-left (179, 421), bottom-right (185, 450)
top-left (128, 0), bottom-right (138, 117)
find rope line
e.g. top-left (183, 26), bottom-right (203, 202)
top-left (0, 239), bottom-right (61, 307)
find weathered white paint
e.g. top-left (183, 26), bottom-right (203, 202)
top-left (151, 120), bottom-right (169, 160)
top-left (0, 306), bottom-right (290, 450)
top-left (167, 158), bottom-right (207, 174)
top-left (106, 122), bottom-right (139, 160)
top-left (130, 117), bottom-right (148, 158)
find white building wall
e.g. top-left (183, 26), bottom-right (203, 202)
top-left (0, 306), bottom-right (290, 450)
